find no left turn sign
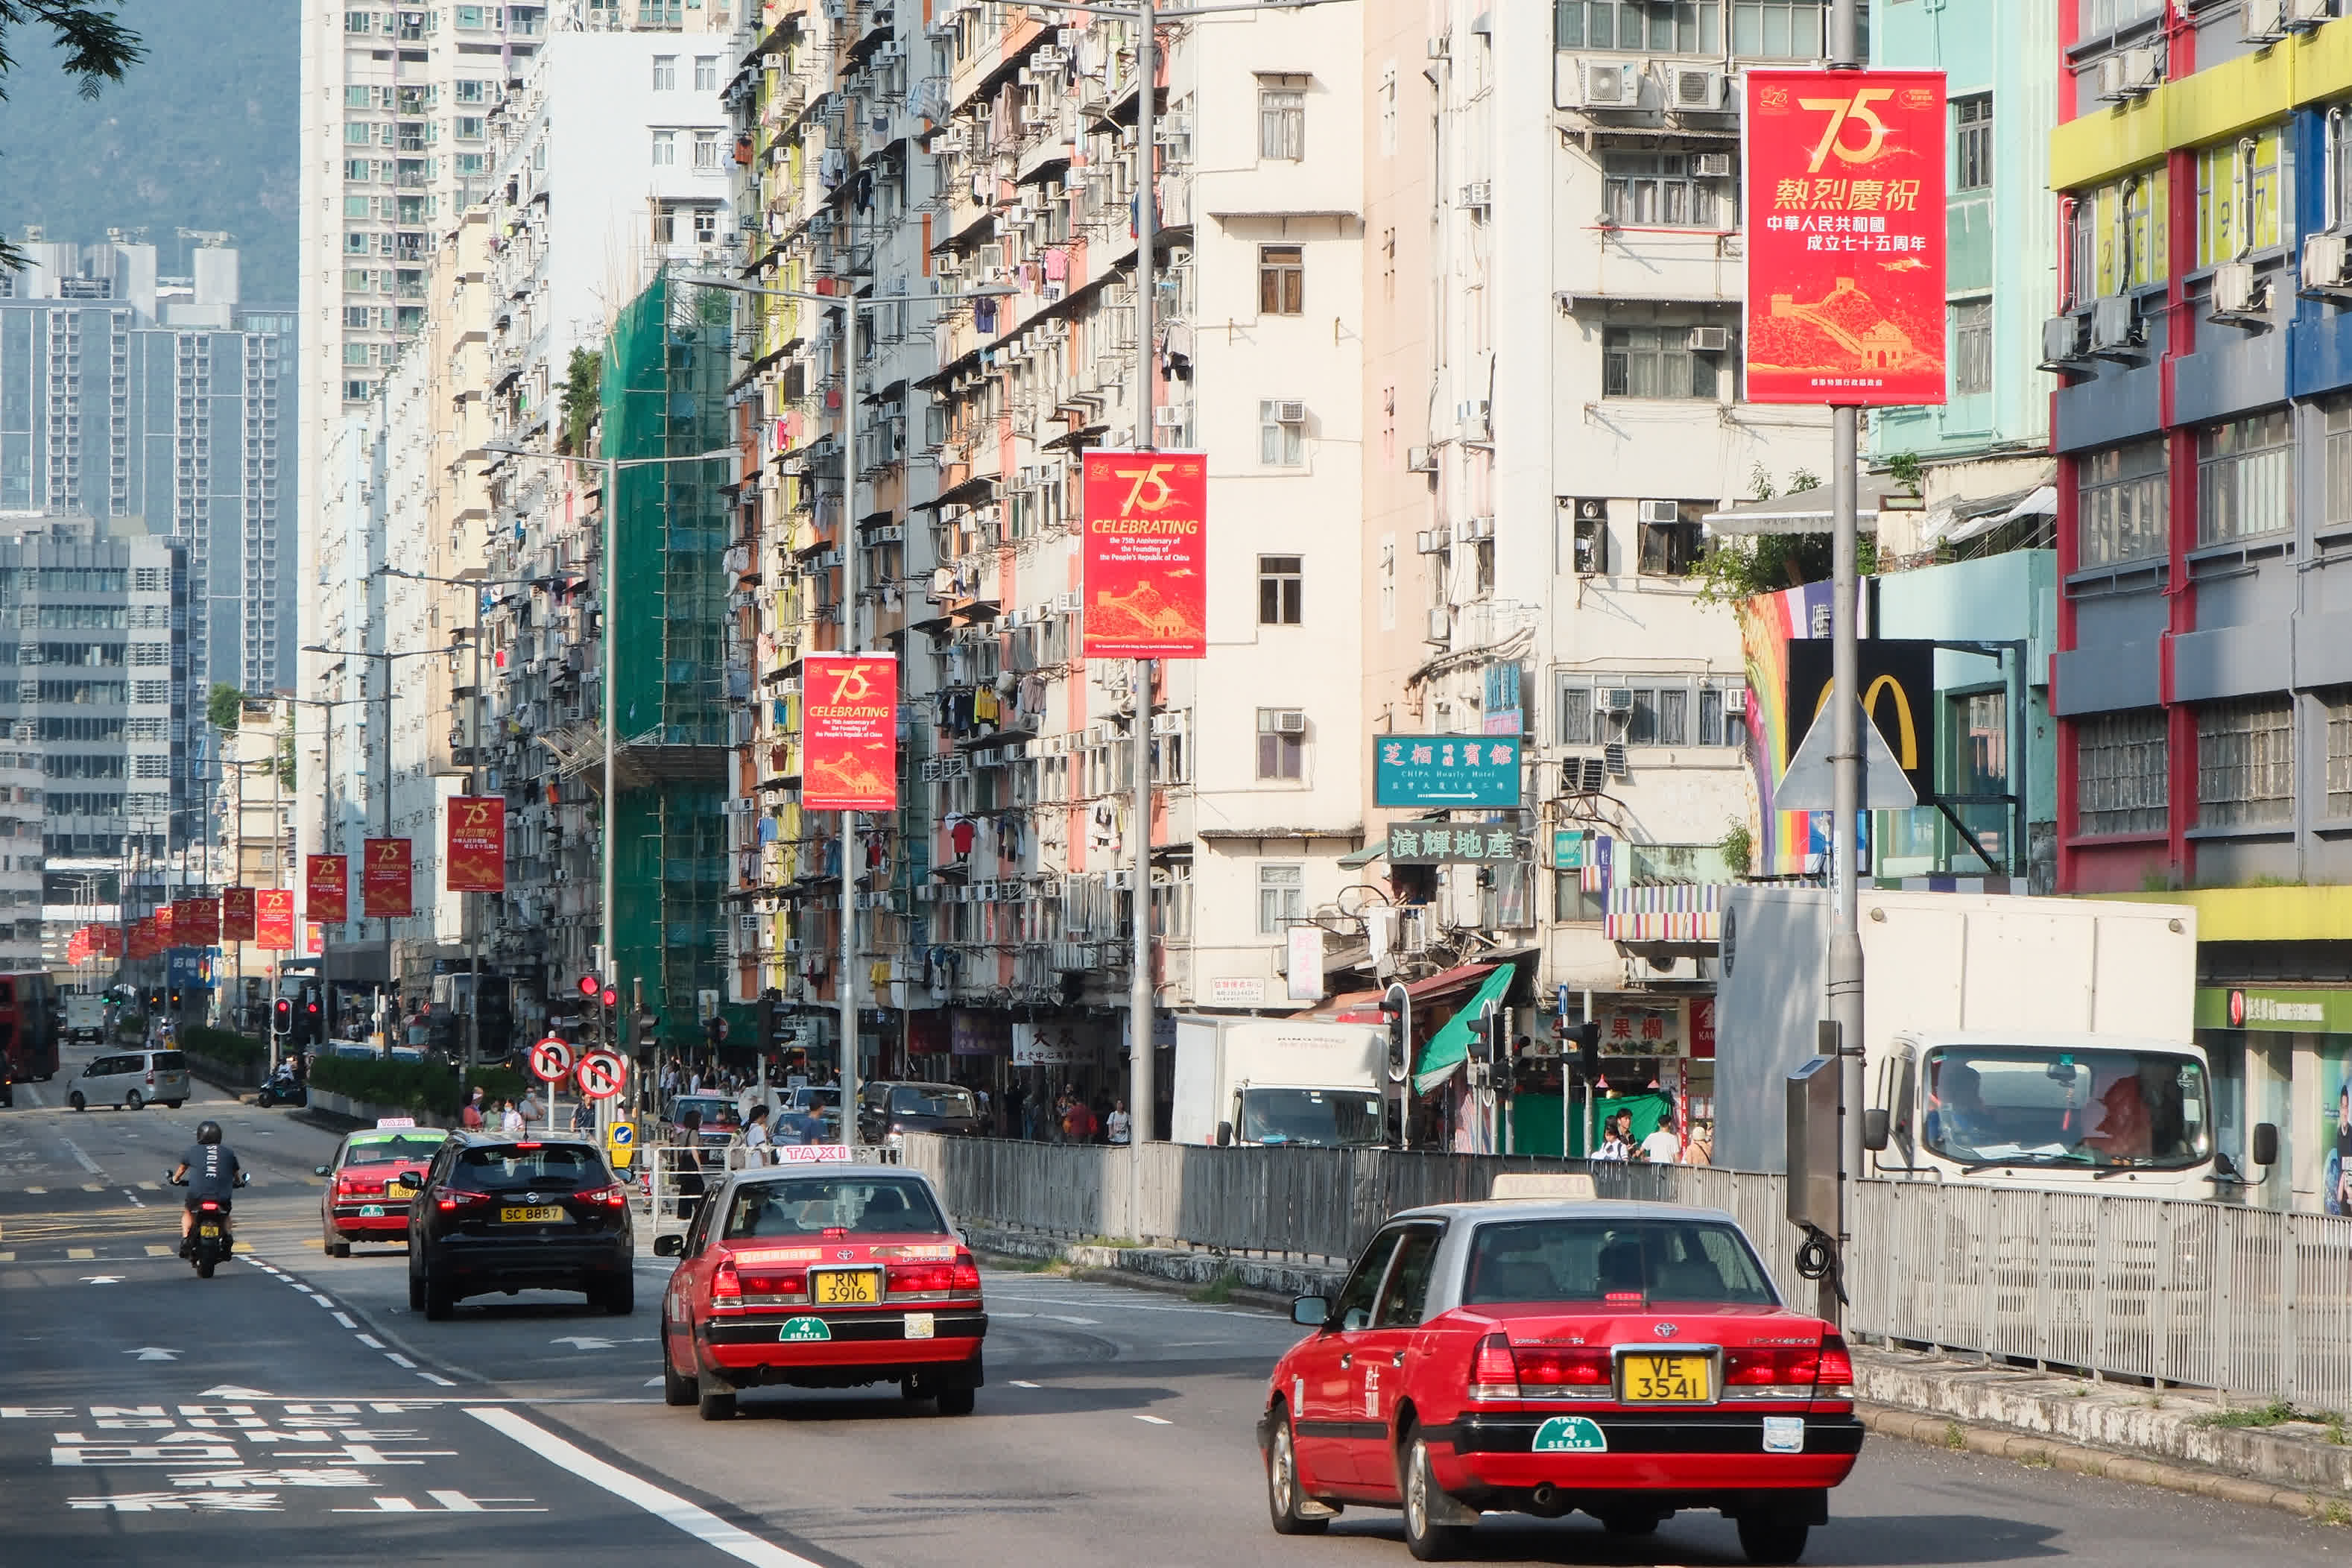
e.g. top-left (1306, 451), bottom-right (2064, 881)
top-left (530, 1036), bottom-right (573, 1084)
top-left (575, 1049), bottom-right (627, 1101)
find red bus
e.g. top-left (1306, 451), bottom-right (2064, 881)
top-left (0, 972), bottom-right (60, 1081)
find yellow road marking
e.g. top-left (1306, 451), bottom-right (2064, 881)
top-left (145, 1245), bottom-right (174, 1256)
top-left (0, 1251), bottom-right (12, 1262)
top-left (66, 1248), bottom-right (94, 1260)
top-left (137, 1182), bottom-right (159, 1191)
top-left (81, 1183), bottom-right (104, 1192)
top-left (25, 1186), bottom-right (44, 1194)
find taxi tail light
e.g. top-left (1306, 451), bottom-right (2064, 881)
top-left (1726, 1337), bottom-right (1853, 1389)
top-left (1514, 1346), bottom-right (1612, 1388)
top-left (576, 1182), bottom-right (629, 1209)
top-left (436, 1186), bottom-right (493, 1213)
top-left (712, 1259), bottom-right (743, 1307)
top-left (741, 1265), bottom-right (809, 1294)
top-left (886, 1261), bottom-right (958, 1294)
top-left (1815, 1334), bottom-right (1854, 1391)
top-left (1469, 1333), bottom-right (1520, 1400)
top-left (951, 1251), bottom-right (981, 1292)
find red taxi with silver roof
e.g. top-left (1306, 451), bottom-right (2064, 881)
top-left (655, 1151), bottom-right (985, 1421)
top-left (314, 1119), bottom-right (444, 1256)
top-left (1259, 1173), bottom-right (1859, 1564)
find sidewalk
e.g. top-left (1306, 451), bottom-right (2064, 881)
top-left (963, 1222), bottom-right (2352, 1520)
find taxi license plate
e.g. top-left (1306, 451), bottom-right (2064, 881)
top-left (358, 1204), bottom-right (386, 1218)
top-left (500, 1205), bottom-right (567, 1224)
top-left (1620, 1353), bottom-right (1711, 1403)
top-left (811, 1269), bottom-right (878, 1305)
top-left (198, 1223), bottom-right (221, 1238)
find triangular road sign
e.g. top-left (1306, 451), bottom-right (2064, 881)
top-left (1777, 696), bottom-right (1918, 812)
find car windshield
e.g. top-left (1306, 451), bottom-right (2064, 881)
top-left (1921, 1046), bottom-right (2211, 1170)
top-left (719, 1176), bottom-right (949, 1239)
top-left (888, 1085), bottom-right (977, 1118)
top-left (1462, 1217), bottom-right (1779, 1307)
top-left (788, 1088), bottom-right (839, 1110)
top-left (342, 1135), bottom-right (443, 1167)
top-left (1236, 1087), bottom-right (1385, 1147)
top-left (672, 1097), bottom-right (739, 1128)
top-left (455, 1144), bottom-right (607, 1182)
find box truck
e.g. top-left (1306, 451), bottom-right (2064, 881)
top-left (1169, 1016), bottom-right (1389, 1148)
top-left (1716, 888), bottom-right (2271, 1198)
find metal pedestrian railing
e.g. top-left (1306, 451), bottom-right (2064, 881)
top-left (902, 1134), bottom-right (2352, 1417)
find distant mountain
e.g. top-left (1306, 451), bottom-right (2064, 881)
top-left (0, 1), bottom-right (297, 303)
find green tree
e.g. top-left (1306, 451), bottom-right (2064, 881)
top-left (559, 347), bottom-right (601, 454)
top-left (0, 4), bottom-right (147, 273)
top-left (1695, 467), bottom-right (1877, 604)
top-left (206, 682), bottom-right (246, 733)
top-left (276, 726), bottom-right (295, 791)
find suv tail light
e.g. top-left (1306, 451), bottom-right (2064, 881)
top-left (435, 1186), bottom-right (493, 1213)
top-left (1469, 1333), bottom-right (1520, 1401)
top-left (575, 1183), bottom-right (629, 1209)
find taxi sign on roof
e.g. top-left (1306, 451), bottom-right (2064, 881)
top-left (373, 1116), bottom-right (418, 1130)
top-left (1489, 1172), bottom-right (1599, 1202)
top-left (777, 1144), bottom-right (853, 1163)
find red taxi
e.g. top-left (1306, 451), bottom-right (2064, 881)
top-left (656, 1162), bottom-right (986, 1421)
top-left (1259, 1181), bottom-right (1859, 1564)
top-left (314, 1123), bottom-right (445, 1256)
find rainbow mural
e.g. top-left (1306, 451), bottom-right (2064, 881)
top-left (1736, 582), bottom-right (1837, 879)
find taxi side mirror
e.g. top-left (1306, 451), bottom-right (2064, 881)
top-left (1291, 1294), bottom-right (1330, 1327)
top-left (313, 1165), bottom-right (330, 1176)
top-left (653, 1233), bottom-right (685, 1258)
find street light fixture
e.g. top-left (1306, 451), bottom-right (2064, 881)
top-left (675, 276), bottom-right (1013, 1142)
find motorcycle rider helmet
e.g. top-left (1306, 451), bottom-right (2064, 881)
top-left (195, 1119), bottom-right (224, 1145)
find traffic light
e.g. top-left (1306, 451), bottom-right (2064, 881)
top-left (756, 990), bottom-right (777, 1056)
top-left (272, 997), bottom-right (292, 1037)
top-left (602, 985), bottom-right (620, 1039)
top-left (1378, 982), bottom-right (1410, 1081)
top-left (1568, 1021), bottom-right (1603, 1084)
top-left (577, 974), bottom-right (605, 1043)
top-left (1466, 1002), bottom-right (1501, 1064)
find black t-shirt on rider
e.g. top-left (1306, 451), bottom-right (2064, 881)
top-left (180, 1143), bottom-right (241, 1199)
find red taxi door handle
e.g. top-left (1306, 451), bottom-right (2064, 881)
top-left (1338, 1353), bottom-right (1352, 1369)
top-left (1391, 1351), bottom-right (1406, 1367)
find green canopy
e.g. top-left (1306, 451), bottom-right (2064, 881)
top-left (1411, 965), bottom-right (1515, 1095)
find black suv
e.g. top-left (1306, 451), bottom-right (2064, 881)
top-left (406, 1132), bottom-right (635, 1320)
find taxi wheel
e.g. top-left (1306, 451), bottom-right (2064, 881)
top-left (697, 1383), bottom-right (737, 1422)
top-left (936, 1387), bottom-right (976, 1417)
top-left (327, 1233), bottom-right (351, 1259)
top-left (662, 1347), bottom-right (697, 1408)
top-left (1736, 1520), bottom-right (1809, 1565)
top-left (1265, 1409), bottom-right (1327, 1536)
top-left (1400, 1433), bottom-right (1470, 1561)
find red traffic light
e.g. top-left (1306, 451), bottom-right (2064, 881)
top-left (577, 974), bottom-right (602, 998)
top-left (601, 987), bottom-right (619, 1008)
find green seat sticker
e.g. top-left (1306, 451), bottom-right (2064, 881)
top-left (1531, 1415), bottom-right (1607, 1454)
top-left (780, 1315), bottom-right (832, 1342)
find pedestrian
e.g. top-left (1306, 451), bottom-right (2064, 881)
top-left (1593, 1110), bottom-right (1633, 1161)
top-left (461, 1087), bottom-right (485, 1131)
top-left (1685, 1118), bottom-right (1714, 1167)
top-left (1105, 1098), bottom-right (1132, 1146)
top-left (499, 1098), bottom-right (525, 1137)
top-left (1639, 1118), bottom-right (1682, 1164)
top-left (571, 1096), bottom-right (593, 1136)
top-left (1061, 1095), bottom-right (1098, 1144)
top-left (742, 1102), bottom-right (774, 1167)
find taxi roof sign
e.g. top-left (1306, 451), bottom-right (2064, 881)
top-left (374, 1116), bottom-right (418, 1129)
top-left (1488, 1172), bottom-right (1599, 1202)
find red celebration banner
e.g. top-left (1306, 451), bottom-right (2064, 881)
top-left (174, 897), bottom-right (220, 946)
top-left (363, 837), bottom-right (414, 919)
top-left (132, 916), bottom-right (158, 961)
top-left (92, 924), bottom-right (121, 958)
top-left (306, 853), bottom-right (350, 923)
top-left (154, 902), bottom-right (176, 946)
top-left (1743, 71), bottom-right (1947, 406)
top-left (68, 928), bottom-right (90, 963)
top-left (1080, 450), bottom-right (1207, 659)
top-left (256, 888), bottom-right (295, 952)
top-left (221, 886), bottom-right (256, 943)
top-left (801, 654), bottom-right (899, 812)
top-left (446, 795), bottom-right (508, 894)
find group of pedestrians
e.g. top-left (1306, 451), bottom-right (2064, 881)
top-left (1005, 1082), bottom-right (1131, 1145)
top-left (1588, 1107), bottom-right (1714, 1166)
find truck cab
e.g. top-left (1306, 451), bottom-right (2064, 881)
top-left (1170, 1017), bottom-right (1391, 1148)
top-left (1863, 1028), bottom-right (2273, 1198)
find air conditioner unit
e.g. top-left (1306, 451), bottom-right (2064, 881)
top-left (2304, 232), bottom-right (2352, 293)
top-left (875, 40), bottom-right (905, 62)
top-left (1415, 528), bottom-right (1447, 554)
top-left (1406, 444), bottom-right (1435, 472)
top-left (1426, 608), bottom-right (1451, 644)
top-left (2243, 0), bottom-right (2287, 39)
top-left (2088, 292), bottom-right (2143, 355)
top-left (2096, 45), bottom-right (2161, 102)
top-left (762, 53), bottom-right (783, 69)
top-left (1275, 710), bottom-right (1308, 735)
top-left (1154, 404), bottom-right (1189, 428)
top-left (2211, 259), bottom-right (2269, 317)
top-left (2289, 0), bottom-right (2334, 27)
top-left (1602, 687), bottom-right (1635, 715)
top-left (1668, 67), bottom-right (1725, 111)
top-left (1034, 45), bottom-right (1068, 69)
top-left (1458, 180), bottom-right (1493, 211)
top-left (1154, 112), bottom-right (1193, 144)
top-left (1692, 151), bottom-right (1733, 179)
top-left (1580, 61), bottom-right (1638, 108)
top-left (1057, 589), bottom-right (1081, 612)
top-left (1458, 399), bottom-right (1491, 440)
top-left (1274, 399), bottom-right (1306, 425)
top-left (1638, 499), bottom-right (1681, 525)
top-left (2041, 312), bottom-right (2089, 364)
top-left (1724, 686), bottom-right (1750, 715)
top-left (784, 937), bottom-right (802, 953)
top-left (1461, 516), bottom-right (1494, 541)
top-left (1687, 326), bottom-right (1733, 353)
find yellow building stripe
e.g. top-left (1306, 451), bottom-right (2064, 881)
top-left (2052, 19), bottom-right (2352, 192)
top-left (2086, 885), bottom-right (2352, 943)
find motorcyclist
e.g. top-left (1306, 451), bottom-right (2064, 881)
top-left (172, 1120), bottom-right (244, 1256)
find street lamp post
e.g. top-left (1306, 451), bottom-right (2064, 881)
top-left (676, 276), bottom-right (1012, 1146)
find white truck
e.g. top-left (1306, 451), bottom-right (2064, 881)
top-left (63, 993), bottom-right (106, 1044)
top-left (1717, 887), bottom-right (2274, 1198)
top-left (1170, 1016), bottom-right (1389, 1148)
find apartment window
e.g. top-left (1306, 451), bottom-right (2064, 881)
top-left (2076, 438), bottom-right (2167, 569)
top-left (693, 130), bottom-right (721, 169)
top-left (343, 379), bottom-right (373, 404)
top-left (344, 84), bottom-right (372, 109)
top-left (693, 206), bottom-right (721, 242)
top-left (2196, 409), bottom-right (2292, 546)
top-left (2197, 696), bottom-right (2294, 829)
top-left (1258, 556), bottom-right (1303, 625)
top-left (2195, 127), bottom-right (2283, 268)
top-left (1555, 0), bottom-right (1720, 53)
top-left (2081, 0), bottom-right (2162, 34)
top-left (1560, 677), bottom-right (1742, 746)
top-left (343, 306), bottom-right (373, 328)
top-left (455, 79), bottom-right (488, 104)
top-left (2325, 402), bottom-right (2352, 530)
top-left (652, 130), bottom-right (677, 167)
top-left (695, 55), bottom-right (720, 92)
top-left (1950, 298), bottom-right (1992, 395)
top-left (1256, 708), bottom-right (1306, 780)
top-left (2328, 692), bottom-right (2352, 818)
top-left (1259, 87), bottom-right (1305, 161)
top-left (342, 344), bottom-right (372, 367)
top-left (455, 4), bottom-right (488, 27)
top-left (456, 153), bottom-right (487, 176)
top-left (1730, 0), bottom-right (1827, 56)
top-left (1259, 400), bottom-right (1306, 467)
top-left (342, 195), bottom-right (372, 218)
top-left (1639, 507), bottom-right (1705, 577)
top-left (1257, 862), bottom-right (1305, 934)
top-left (343, 231), bottom-right (373, 255)
top-left (1954, 95), bottom-right (1992, 192)
top-left (653, 55), bottom-right (677, 91)
top-left (344, 158), bottom-right (376, 182)
top-left (344, 121), bottom-right (374, 146)
top-left (2075, 709), bottom-right (2168, 836)
top-left (345, 10), bottom-right (373, 31)
top-left (1602, 152), bottom-right (1725, 229)
top-left (1259, 245), bottom-right (1304, 314)
top-left (1558, 682), bottom-right (1596, 745)
top-left (1604, 326), bottom-right (1719, 399)
top-left (455, 116), bottom-right (485, 141)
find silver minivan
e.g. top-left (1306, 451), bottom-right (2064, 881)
top-left (68, 1049), bottom-right (190, 1111)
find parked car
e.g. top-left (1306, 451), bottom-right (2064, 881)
top-left (1259, 1180), bottom-right (1861, 1564)
top-left (315, 1125), bottom-right (446, 1256)
top-left (664, 1093), bottom-right (742, 1150)
top-left (777, 1085), bottom-right (841, 1145)
top-left (66, 1048), bottom-right (190, 1111)
top-left (406, 1131), bottom-right (635, 1319)
top-left (856, 1081), bottom-right (985, 1148)
top-left (655, 1163), bottom-right (985, 1420)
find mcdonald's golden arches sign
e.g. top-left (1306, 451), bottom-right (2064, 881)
top-left (1783, 638), bottom-right (1937, 800)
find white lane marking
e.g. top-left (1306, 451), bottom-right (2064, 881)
top-left (1042, 1315), bottom-right (1099, 1326)
top-left (122, 1190), bottom-right (145, 1207)
top-left (332, 1312), bottom-right (357, 1329)
top-left (385, 1353), bottom-right (417, 1368)
top-left (56, 1137), bottom-right (101, 1175)
top-left (1009, 1380), bottom-right (1041, 1389)
top-left (1134, 1414), bottom-right (1173, 1426)
top-left (417, 1372), bottom-right (456, 1387)
top-left (470, 1406), bottom-right (824, 1568)
top-left (984, 1292), bottom-right (1268, 1320)
top-left (355, 1335), bottom-right (385, 1350)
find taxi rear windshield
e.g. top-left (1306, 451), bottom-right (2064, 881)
top-left (1464, 1218), bottom-right (1777, 1307)
top-left (721, 1177), bottom-right (948, 1240)
top-left (344, 1135), bottom-right (443, 1166)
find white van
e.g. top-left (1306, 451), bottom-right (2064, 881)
top-left (68, 1048), bottom-right (191, 1111)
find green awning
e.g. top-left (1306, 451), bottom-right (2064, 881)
top-left (1338, 843), bottom-right (1387, 868)
top-left (1411, 964), bottom-right (1515, 1095)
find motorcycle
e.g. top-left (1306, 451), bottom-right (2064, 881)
top-left (255, 1066), bottom-right (306, 1109)
top-left (166, 1169), bottom-right (250, 1279)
